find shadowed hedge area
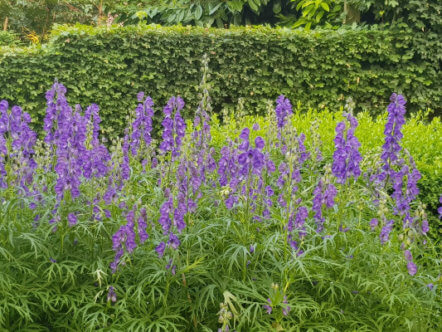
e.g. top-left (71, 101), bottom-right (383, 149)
top-left (0, 24), bottom-right (440, 138)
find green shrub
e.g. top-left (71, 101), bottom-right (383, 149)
top-left (0, 31), bottom-right (21, 46)
top-left (0, 24), bottom-right (440, 138)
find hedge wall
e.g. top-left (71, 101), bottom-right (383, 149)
top-left (0, 24), bottom-right (440, 136)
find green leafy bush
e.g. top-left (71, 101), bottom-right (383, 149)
top-left (0, 30), bottom-right (20, 46)
top-left (0, 24), bottom-right (440, 138)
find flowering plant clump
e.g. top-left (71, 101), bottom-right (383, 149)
top-left (0, 81), bottom-right (440, 332)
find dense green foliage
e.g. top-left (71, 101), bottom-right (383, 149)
top-left (0, 0), bottom-right (145, 38)
top-left (0, 30), bottom-right (20, 46)
top-left (0, 94), bottom-right (440, 330)
top-left (3, 1), bottom-right (441, 41)
top-left (135, 0), bottom-right (295, 27)
top-left (0, 24), bottom-right (440, 139)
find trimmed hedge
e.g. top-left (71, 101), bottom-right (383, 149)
top-left (0, 24), bottom-right (440, 136)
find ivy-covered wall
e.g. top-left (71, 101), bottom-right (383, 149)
top-left (0, 24), bottom-right (440, 136)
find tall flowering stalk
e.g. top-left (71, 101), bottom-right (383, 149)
top-left (275, 95), bottom-right (293, 142)
top-left (186, 55), bottom-right (217, 205)
top-left (218, 142), bottom-right (240, 197)
top-left (0, 102), bottom-right (6, 189)
top-left (379, 93), bottom-right (406, 181)
top-left (331, 111), bottom-right (362, 184)
top-left (369, 93), bottom-right (426, 277)
top-left (220, 128), bottom-right (266, 213)
top-left (159, 96), bottom-right (186, 161)
top-left (44, 84), bottom-right (84, 200)
top-left (375, 94), bottom-right (422, 229)
top-left (404, 250), bottom-right (417, 276)
top-left (153, 96), bottom-right (190, 262)
top-left (312, 167), bottom-right (337, 233)
top-left (130, 92), bottom-right (155, 161)
top-left (279, 130), bottom-right (310, 252)
top-left (82, 104), bottom-right (111, 179)
top-left (272, 96), bottom-right (312, 253)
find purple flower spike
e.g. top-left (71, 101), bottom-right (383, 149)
top-left (265, 186), bottom-right (274, 197)
top-left (239, 128), bottom-right (250, 141)
top-left (159, 96), bottom-right (186, 160)
top-left (380, 219), bottom-right (394, 244)
top-left (263, 298), bottom-right (272, 314)
top-left (67, 213), bottom-right (77, 226)
top-left (137, 92), bottom-right (145, 102)
top-left (155, 242), bottom-right (166, 258)
top-left (282, 297), bottom-right (291, 316)
top-left (168, 232), bottom-right (181, 250)
top-left (379, 93), bottom-right (406, 180)
top-left (332, 113), bottom-right (362, 184)
top-left (107, 286), bottom-right (117, 303)
top-left (275, 95), bottom-right (293, 130)
top-left (324, 184), bottom-right (337, 208)
top-left (438, 195), bottom-right (442, 218)
top-left (370, 218), bottom-right (378, 230)
top-left (421, 219), bottom-right (429, 234)
top-left (138, 215), bottom-right (149, 244)
top-left (407, 261), bottom-right (417, 276)
top-left (255, 136), bottom-right (265, 150)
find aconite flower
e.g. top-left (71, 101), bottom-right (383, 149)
top-left (332, 112), bottom-right (362, 184)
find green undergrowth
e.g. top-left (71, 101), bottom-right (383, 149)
top-left (0, 106), bottom-right (440, 331)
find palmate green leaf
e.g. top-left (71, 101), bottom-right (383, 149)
top-left (0, 246), bottom-right (14, 261)
top-left (194, 283), bottom-right (219, 315)
top-left (145, 314), bottom-right (186, 331)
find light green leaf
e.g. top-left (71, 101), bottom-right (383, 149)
top-left (273, 0), bottom-right (282, 14)
top-left (194, 5), bottom-right (203, 20)
top-left (248, 0), bottom-right (259, 12)
top-left (320, 2), bottom-right (330, 12)
top-left (227, 0), bottom-right (244, 12)
top-left (209, 3), bottom-right (223, 15)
